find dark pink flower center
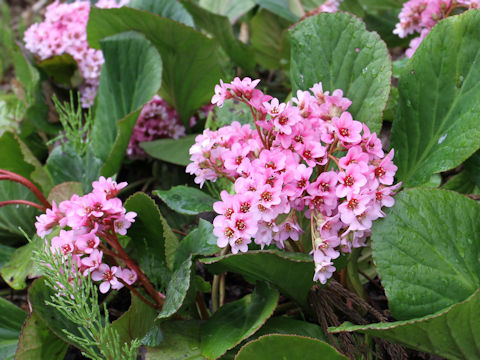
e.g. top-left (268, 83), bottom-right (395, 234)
top-left (339, 128), bottom-right (349, 137)
top-left (236, 219), bottom-right (246, 231)
top-left (344, 175), bottom-right (355, 186)
top-left (347, 199), bottom-right (359, 210)
top-left (375, 167), bottom-right (386, 178)
top-left (224, 227), bottom-right (234, 238)
top-left (103, 271), bottom-right (114, 282)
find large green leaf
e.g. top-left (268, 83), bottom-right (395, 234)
top-left (0, 132), bottom-right (34, 179)
top-left (0, 296), bottom-right (27, 360)
top-left (154, 185), bottom-right (216, 216)
top-left (28, 278), bottom-right (84, 349)
top-left (145, 320), bottom-right (206, 359)
top-left (112, 292), bottom-right (157, 344)
top-left (465, 149), bottom-right (480, 189)
top-left (174, 219), bottom-right (219, 269)
top-left (198, 0), bottom-right (255, 23)
top-left (391, 10), bottom-right (480, 186)
top-left (250, 10), bottom-right (291, 70)
top-left (289, 12), bottom-right (391, 134)
top-left (15, 312), bottom-right (68, 360)
top-left (201, 281), bottom-right (279, 359)
top-left (201, 250), bottom-right (314, 306)
top-left (157, 256), bottom-right (193, 319)
top-left (181, 1), bottom-right (255, 71)
top-left (371, 188), bottom-right (480, 320)
top-left (87, 7), bottom-right (223, 126)
top-left (141, 134), bottom-right (197, 166)
top-left (330, 289), bottom-right (480, 360)
top-left (124, 192), bottom-right (179, 286)
top-left (92, 31), bottom-right (162, 176)
top-left (0, 182), bottom-right (39, 241)
top-left (256, 0), bottom-right (298, 22)
top-left (0, 235), bottom-right (42, 289)
top-left (0, 243), bottom-right (15, 268)
top-left (235, 334), bottom-right (347, 360)
top-left (128, 0), bottom-right (195, 26)
top-left (256, 316), bottom-right (328, 342)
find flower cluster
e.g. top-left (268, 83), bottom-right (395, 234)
top-left (35, 177), bottom-right (138, 293)
top-left (23, 0), bottom-right (129, 107)
top-left (394, 0), bottom-right (479, 57)
top-left (316, 0), bottom-right (343, 13)
top-left (187, 77), bottom-right (400, 284)
top-left (127, 95), bottom-right (186, 159)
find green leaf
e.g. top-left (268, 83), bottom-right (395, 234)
top-left (0, 235), bottom-right (42, 290)
top-left (141, 134), bottom-right (197, 166)
top-left (174, 219), bottom-right (219, 269)
top-left (201, 250), bottom-right (314, 307)
top-left (124, 192), bottom-right (179, 285)
top-left (205, 99), bottom-right (255, 131)
top-left (45, 145), bottom-right (85, 185)
top-left (145, 320), bottom-right (206, 359)
top-left (92, 31), bottom-right (162, 176)
top-left (201, 281), bottom-right (279, 359)
top-left (0, 296), bottom-right (27, 360)
top-left (235, 334), bottom-right (347, 360)
top-left (47, 182), bottom-right (83, 205)
top-left (154, 185), bottom-right (216, 216)
top-left (198, 0), bottom-right (255, 23)
top-left (250, 10), bottom-right (291, 70)
top-left (87, 7), bottom-right (223, 126)
top-left (256, 0), bottom-right (298, 22)
top-left (36, 53), bottom-right (77, 85)
top-left (157, 256), bottom-right (193, 319)
top-left (441, 171), bottom-right (478, 194)
top-left (28, 278), bottom-right (84, 349)
top-left (391, 10), bottom-right (480, 186)
top-left (112, 292), bottom-right (157, 344)
top-left (0, 243), bottom-right (15, 268)
top-left (0, 132), bottom-right (34, 179)
top-left (15, 312), bottom-right (68, 360)
top-left (289, 12), bottom-right (392, 134)
top-left (181, 1), bottom-right (255, 71)
top-left (0, 181), bottom-right (40, 241)
top-left (256, 316), bottom-right (328, 342)
top-left (371, 188), bottom-right (480, 320)
top-left (128, 0), bottom-right (195, 26)
top-left (465, 149), bottom-right (480, 189)
top-left (330, 289), bottom-right (480, 360)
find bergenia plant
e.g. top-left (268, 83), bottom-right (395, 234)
top-left (187, 77), bottom-right (400, 284)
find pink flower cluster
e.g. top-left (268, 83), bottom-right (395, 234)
top-left (394, 0), bottom-right (479, 57)
top-left (316, 0), bottom-right (343, 13)
top-left (187, 78), bottom-right (400, 284)
top-left (35, 177), bottom-right (138, 293)
top-left (23, 0), bottom-right (129, 107)
top-left (127, 95), bottom-right (186, 159)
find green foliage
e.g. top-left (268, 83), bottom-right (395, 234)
top-left (200, 281), bottom-right (279, 359)
top-left (371, 188), bottom-right (480, 320)
top-left (87, 6), bottom-right (223, 126)
top-left (155, 185), bottom-right (217, 215)
top-left (141, 134), bottom-right (198, 166)
top-left (128, 0), bottom-right (195, 26)
top-left (331, 289), bottom-right (480, 360)
top-left (290, 12), bottom-right (391, 134)
top-left (201, 250), bottom-right (314, 307)
top-left (0, 296), bottom-right (27, 360)
top-left (391, 10), bottom-right (480, 186)
top-left (32, 249), bottom-right (140, 359)
top-left (15, 312), bottom-right (68, 360)
top-left (235, 334), bottom-right (348, 360)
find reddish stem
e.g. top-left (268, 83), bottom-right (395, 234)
top-left (0, 170), bottom-right (51, 209)
top-left (0, 199), bottom-right (47, 211)
top-left (100, 230), bottom-right (165, 309)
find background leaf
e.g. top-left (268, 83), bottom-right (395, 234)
top-left (331, 289), bottom-right (480, 360)
top-left (289, 12), bottom-right (392, 134)
top-left (87, 7), bottom-right (223, 126)
top-left (15, 312), bottom-right (68, 360)
top-left (201, 250), bottom-right (314, 307)
top-left (141, 134), bottom-right (197, 166)
top-left (128, 0), bottom-right (195, 26)
top-left (154, 185), bottom-right (216, 216)
top-left (235, 334), bottom-right (347, 360)
top-left (391, 10), bottom-right (480, 186)
top-left (92, 30), bottom-right (162, 177)
top-left (201, 281), bottom-right (279, 359)
top-left (371, 188), bottom-right (480, 319)
top-left (0, 296), bottom-right (27, 360)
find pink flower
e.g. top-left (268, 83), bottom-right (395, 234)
top-left (119, 268), bottom-right (137, 285)
top-left (333, 112), bottom-right (363, 144)
top-left (114, 211), bottom-right (137, 236)
top-left (336, 165), bottom-right (367, 198)
top-left (91, 264), bottom-right (123, 293)
top-left (35, 201), bottom-right (64, 238)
